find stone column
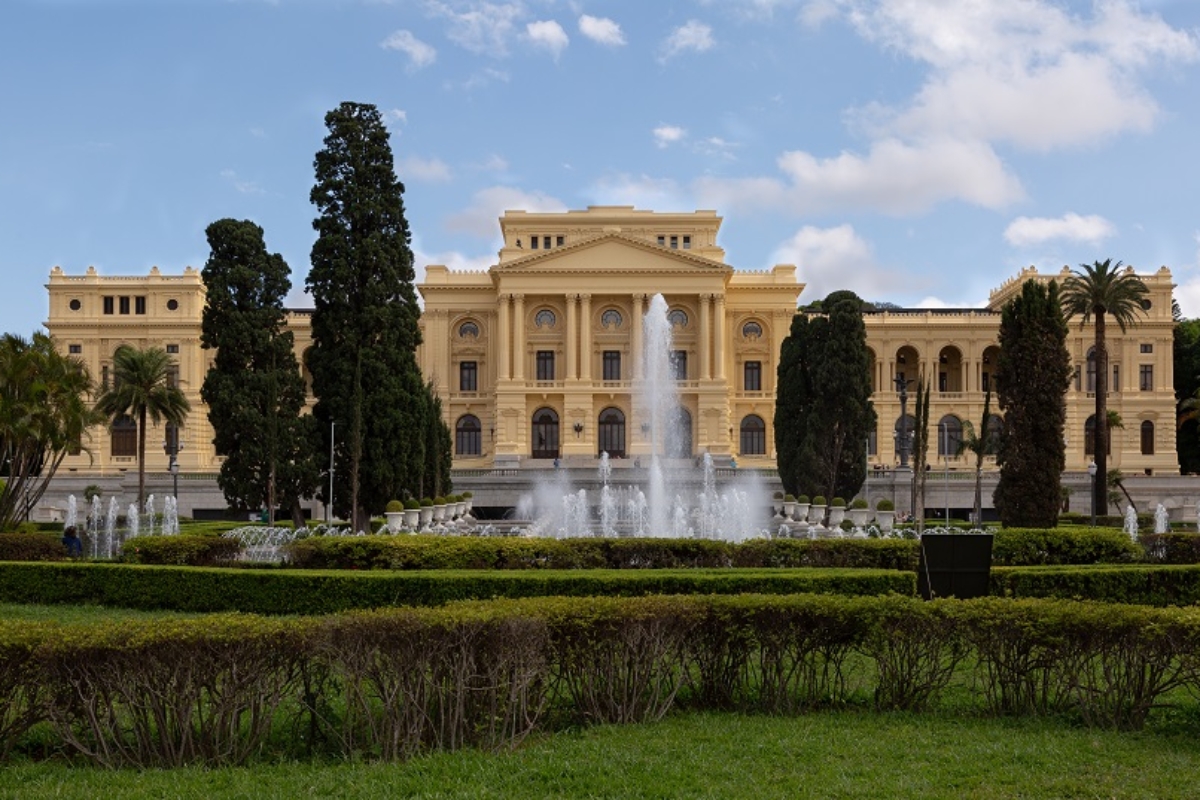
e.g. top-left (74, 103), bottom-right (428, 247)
top-left (565, 293), bottom-right (578, 381)
top-left (497, 294), bottom-right (510, 381)
top-left (699, 294), bottom-right (712, 380)
top-left (512, 294), bottom-right (526, 380)
top-left (714, 294), bottom-right (726, 380)
top-left (631, 293), bottom-right (645, 379)
top-left (579, 293), bottom-right (592, 381)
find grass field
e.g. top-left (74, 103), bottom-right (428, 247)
top-left (5, 710), bottom-right (1200, 799)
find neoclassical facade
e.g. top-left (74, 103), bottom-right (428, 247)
top-left (43, 208), bottom-right (1179, 486)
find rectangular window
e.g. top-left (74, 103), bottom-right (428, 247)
top-left (166, 344), bottom-right (179, 354)
top-left (103, 296), bottom-right (114, 315)
top-left (134, 296), bottom-right (146, 315)
top-left (68, 344), bottom-right (82, 354)
top-left (118, 296), bottom-right (130, 315)
top-left (1072, 366), bottom-right (1080, 392)
top-left (530, 236), bottom-right (539, 250)
top-left (460, 361), bottom-right (477, 392)
top-left (101, 365), bottom-right (109, 391)
top-left (1140, 364), bottom-right (1153, 391)
top-left (543, 236), bottom-right (551, 249)
top-left (166, 365), bottom-right (179, 388)
top-left (744, 361), bottom-right (762, 391)
top-left (602, 351), bottom-right (621, 381)
top-left (657, 236), bottom-right (666, 246)
top-left (670, 235), bottom-right (679, 249)
top-left (556, 235), bottom-right (565, 247)
top-left (1113, 364), bottom-right (1120, 393)
top-left (536, 350), bottom-right (555, 381)
top-left (682, 235), bottom-right (691, 249)
top-left (1140, 343), bottom-right (1153, 354)
top-left (669, 350), bottom-right (687, 381)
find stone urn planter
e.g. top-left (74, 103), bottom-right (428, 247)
top-left (827, 507), bottom-right (846, 527)
top-left (432, 503), bottom-right (447, 523)
top-left (403, 508), bottom-right (420, 530)
top-left (794, 502), bottom-right (810, 522)
top-left (847, 508), bottom-right (871, 528)
top-left (419, 504), bottom-right (434, 528)
top-left (808, 504), bottom-right (827, 525)
top-left (876, 510), bottom-right (895, 533)
top-left (384, 511), bottom-right (404, 533)
top-left (783, 500), bottom-right (796, 519)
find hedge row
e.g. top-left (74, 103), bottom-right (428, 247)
top-left (0, 533), bottom-right (65, 563)
top-left (3, 594), bottom-right (1199, 767)
top-left (0, 562), bottom-right (913, 614)
top-left (124, 534), bottom-right (242, 566)
top-left (993, 564), bottom-right (1200, 606)
top-left (286, 528), bottom-right (1141, 571)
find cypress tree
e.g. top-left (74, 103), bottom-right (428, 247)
top-left (774, 290), bottom-right (875, 500)
top-left (307, 102), bottom-right (426, 530)
top-left (200, 218), bottom-right (318, 526)
top-left (994, 280), bottom-right (1072, 527)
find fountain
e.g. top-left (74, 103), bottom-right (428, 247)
top-left (1154, 503), bottom-right (1169, 534)
top-left (1123, 505), bottom-right (1139, 541)
top-left (513, 293), bottom-right (771, 541)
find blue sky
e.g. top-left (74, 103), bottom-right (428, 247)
top-left (3, 0), bottom-right (1200, 337)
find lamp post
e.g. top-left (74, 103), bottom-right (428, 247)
top-left (328, 421), bottom-right (336, 524)
top-left (162, 431), bottom-right (183, 502)
top-left (941, 421), bottom-right (949, 524)
top-left (1087, 460), bottom-right (1098, 527)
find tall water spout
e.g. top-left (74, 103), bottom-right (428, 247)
top-left (638, 294), bottom-right (679, 537)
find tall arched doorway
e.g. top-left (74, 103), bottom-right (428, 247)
top-left (531, 408), bottom-right (559, 459)
top-left (598, 407), bottom-right (626, 458)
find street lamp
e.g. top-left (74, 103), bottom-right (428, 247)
top-left (162, 430), bottom-right (184, 502)
top-left (1087, 460), bottom-right (1098, 527)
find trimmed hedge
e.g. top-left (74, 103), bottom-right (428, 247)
top-left (124, 534), bottom-right (242, 566)
top-left (0, 562), bottom-right (914, 614)
top-left (0, 533), bottom-right (65, 563)
top-left (990, 527), bottom-right (1140, 566)
top-left (5, 594), bottom-right (1200, 767)
top-left (992, 564), bottom-right (1200, 606)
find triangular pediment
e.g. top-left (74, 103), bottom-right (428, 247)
top-left (494, 232), bottom-right (731, 276)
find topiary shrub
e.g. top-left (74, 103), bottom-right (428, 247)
top-left (385, 500), bottom-right (404, 513)
top-left (812, 496), bottom-right (827, 506)
top-left (784, 494), bottom-right (796, 503)
top-left (403, 499), bottom-right (420, 511)
top-left (851, 498), bottom-right (869, 510)
top-left (797, 495), bottom-right (810, 504)
top-left (876, 499), bottom-right (895, 512)
top-left (420, 498), bottom-right (433, 507)
top-left (831, 497), bottom-right (846, 507)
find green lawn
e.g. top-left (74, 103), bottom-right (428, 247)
top-left (5, 710), bottom-right (1200, 799)
top-left (0, 602), bottom-right (202, 624)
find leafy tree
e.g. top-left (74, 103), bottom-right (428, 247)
top-left (421, 383), bottom-right (453, 500)
top-left (1060, 259), bottom-right (1148, 517)
top-left (306, 101), bottom-right (426, 530)
top-left (94, 344), bottom-right (190, 509)
top-left (994, 280), bottom-right (1072, 527)
top-left (200, 218), bottom-right (319, 527)
top-left (1174, 316), bottom-right (1200, 474)
top-left (957, 389), bottom-right (998, 525)
top-left (911, 376), bottom-right (931, 529)
top-left (774, 290), bottom-right (875, 501)
top-left (0, 333), bottom-right (104, 528)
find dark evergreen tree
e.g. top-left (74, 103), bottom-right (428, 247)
top-left (774, 290), bottom-right (875, 500)
top-left (422, 383), bottom-right (453, 500)
top-left (911, 376), bottom-right (931, 528)
top-left (994, 280), bottom-right (1072, 527)
top-left (200, 218), bottom-right (318, 527)
top-left (306, 101), bottom-right (425, 530)
top-left (1174, 314), bottom-right (1200, 474)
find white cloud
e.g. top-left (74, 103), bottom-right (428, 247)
top-left (588, 174), bottom-right (693, 212)
top-left (1004, 213), bottom-right (1116, 247)
top-left (836, 0), bottom-right (1198, 151)
top-left (398, 156), bottom-right (453, 183)
top-left (475, 153), bottom-right (508, 172)
top-left (579, 14), bottom-right (625, 46)
top-left (219, 168), bottom-right (263, 195)
top-left (659, 20), bottom-right (715, 61)
top-left (695, 138), bottom-right (1024, 216)
top-left (429, 1), bottom-right (522, 57)
top-left (653, 125), bottom-right (686, 148)
top-left (446, 186), bottom-right (568, 237)
top-left (771, 224), bottom-right (916, 301)
top-left (526, 20), bottom-right (569, 58)
top-left (380, 29), bottom-right (437, 69)
top-left (1172, 233), bottom-right (1200, 318)
top-left (383, 108), bottom-right (408, 127)
top-left (696, 136), bottom-right (738, 159)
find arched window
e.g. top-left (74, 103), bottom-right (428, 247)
top-left (456, 415), bottom-right (481, 456)
top-left (601, 309), bottom-right (623, 329)
top-left (668, 309), bottom-right (688, 328)
top-left (1084, 415), bottom-right (1111, 456)
top-left (458, 321), bottom-right (479, 338)
top-left (668, 407), bottom-right (692, 458)
top-left (111, 415), bottom-right (137, 458)
top-left (531, 408), bottom-right (560, 459)
top-left (598, 407), bottom-right (626, 458)
top-left (937, 415), bottom-right (962, 457)
top-left (867, 422), bottom-right (878, 456)
top-left (740, 415), bottom-right (766, 456)
top-left (741, 320), bottom-right (763, 339)
top-left (535, 309), bottom-right (556, 328)
top-left (1141, 420), bottom-right (1155, 455)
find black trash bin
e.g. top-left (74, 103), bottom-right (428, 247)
top-left (917, 533), bottom-right (993, 600)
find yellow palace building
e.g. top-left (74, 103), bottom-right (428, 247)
top-left (42, 206), bottom-right (1184, 518)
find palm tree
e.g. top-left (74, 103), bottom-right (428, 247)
top-left (956, 390), bottom-right (998, 525)
top-left (95, 345), bottom-right (190, 508)
top-left (1060, 260), bottom-right (1148, 518)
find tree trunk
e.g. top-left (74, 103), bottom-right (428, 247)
top-left (138, 407), bottom-right (147, 509)
top-left (974, 463), bottom-right (983, 525)
top-left (1094, 312), bottom-right (1108, 518)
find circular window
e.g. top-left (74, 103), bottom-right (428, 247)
top-left (601, 309), bottom-right (623, 329)
top-left (166, 299), bottom-right (179, 311)
top-left (1140, 298), bottom-right (1152, 311)
top-left (668, 309), bottom-right (688, 328)
top-left (68, 299), bottom-right (81, 311)
top-left (535, 309), bottom-right (557, 328)
top-left (742, 321), bottom-right (763, 339)
top-left (458, 321), bottom-right (479, 338)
